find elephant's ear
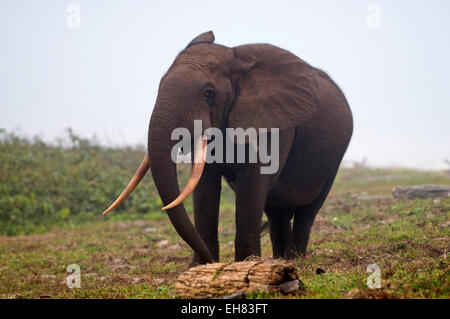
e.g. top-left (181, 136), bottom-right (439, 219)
top-left (186, 31), bottom-right (215, 48)
top-left (228, 44), bottom-right (318, 132)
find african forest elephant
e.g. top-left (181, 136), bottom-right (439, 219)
top-left (103, 31), bottom-right (353, 265)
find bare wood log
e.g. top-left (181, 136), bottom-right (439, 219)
top-left (175, 259), bottom-right (300, 298)
top-left (393, 185), bottom-right (450, 199)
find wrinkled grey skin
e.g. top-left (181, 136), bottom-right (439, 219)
top-left (147, 31), bottom-right (353, 264)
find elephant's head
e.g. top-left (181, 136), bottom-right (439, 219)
top-left (102, 31), bottom-right (318, 264)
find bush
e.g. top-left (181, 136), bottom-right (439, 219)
top-left (0, 128), bottom-right (195, 235)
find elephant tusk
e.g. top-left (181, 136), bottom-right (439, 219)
top-left (162, 136), bottom-right (207, 211)
top-left (102, 153), bottom-right (150, 215)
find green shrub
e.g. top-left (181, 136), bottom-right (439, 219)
top-left (0, 128), bottom-right (200, 235)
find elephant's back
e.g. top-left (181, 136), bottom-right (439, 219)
top-left (309, 67), bottom-right (353, 151)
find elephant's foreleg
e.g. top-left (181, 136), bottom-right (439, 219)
top-left (192, 165), bottom-right (222, 264)
top-left (234, 170), bottom-right (272, 261)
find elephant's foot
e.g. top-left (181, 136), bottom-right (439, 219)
top-left (190, 253), bottom-right (218, 267)
top-left (189, 258), bottom-right (201, 268)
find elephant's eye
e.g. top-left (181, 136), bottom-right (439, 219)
top-left (204, 89), bottom-right (216, 107)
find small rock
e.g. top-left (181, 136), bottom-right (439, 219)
top-left (221, 291), bottom-right (245, 299)
top-left (157, 240), bottom-right (169, 248)
top-left (168, 244), bottom-right (181, 250)
top-left (316, 268), bottom-right (326, 275)
top-left (280, 280), bottom-right (300, 294)
top-left (145, 227), bottom-right (157, 233)
top-left (393, 185), bottom-right (450, 199)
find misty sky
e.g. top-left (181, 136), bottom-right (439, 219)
top-left (0, 0), bottom-right (449, 169)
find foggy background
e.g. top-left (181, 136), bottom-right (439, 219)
top-left (1, 0), bottom-right (449, 169)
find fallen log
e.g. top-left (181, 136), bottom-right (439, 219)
top-left (393, 185), bottom-right (450, 199)
top-left (175, 259), bottom-right (300, 299)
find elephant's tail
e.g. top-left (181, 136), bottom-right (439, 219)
top-left (260, 221), bottom-right (270, 236)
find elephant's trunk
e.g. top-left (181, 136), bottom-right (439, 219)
top-left (101, 97), bottom-right (213, 263)
top-left (147, 102), bottom-right (213, 264)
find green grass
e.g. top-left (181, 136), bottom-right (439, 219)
top-left (0, 129), bottom-right (449, 298)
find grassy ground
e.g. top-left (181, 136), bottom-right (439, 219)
top-left (0, 167), bottom-right (449, 299)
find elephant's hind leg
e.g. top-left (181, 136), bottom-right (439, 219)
top-left (292, 177), bottom-right (335, 256)
top-left (264, 206), bottom-right (296, 259)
